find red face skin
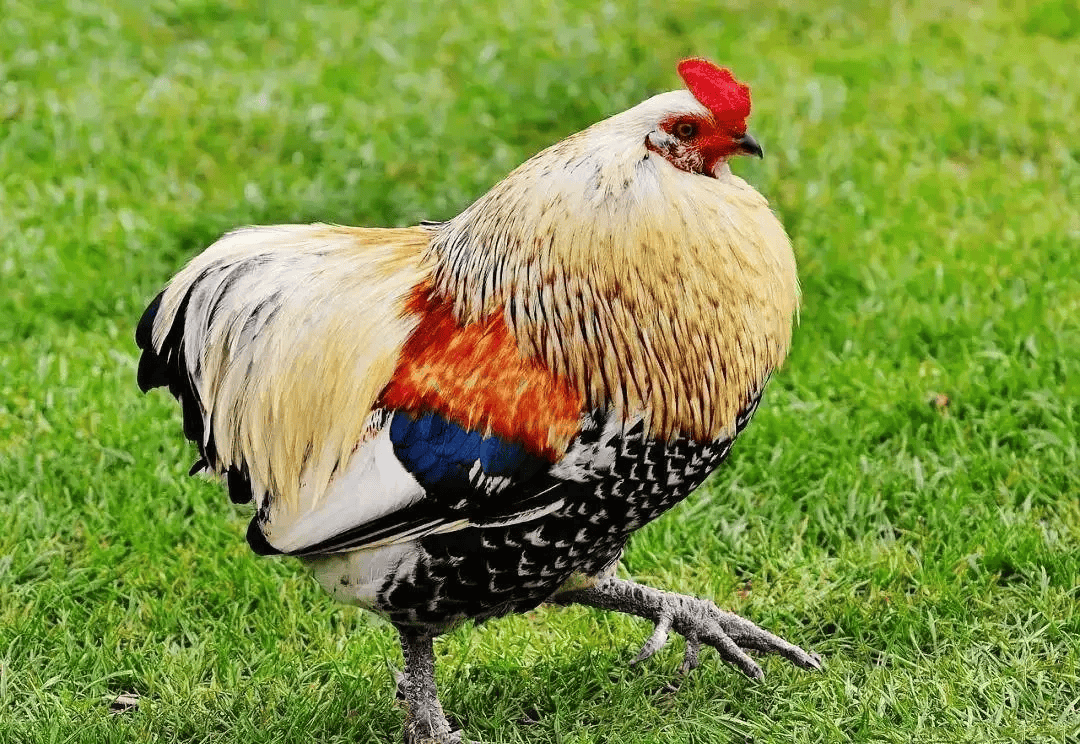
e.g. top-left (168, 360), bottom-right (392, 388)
top-left (645, 114), bottom-right (761, 177)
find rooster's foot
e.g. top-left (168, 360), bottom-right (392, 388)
top-left (397, 629), bottom-right (479, 744)
top-left (554, 576), bottom-right (821, 686)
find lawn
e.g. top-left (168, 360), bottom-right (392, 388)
top-left (1, 0), bottom-right (1078, 742)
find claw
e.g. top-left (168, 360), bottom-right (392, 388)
top-left (631, 614), bottom-right (672, 666)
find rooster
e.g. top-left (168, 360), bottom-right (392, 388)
top-left (136, 58), bottom-right (819, 743)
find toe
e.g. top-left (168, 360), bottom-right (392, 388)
top-left (703, 628), bottom-right (764, 680)
top-left (630, 615), bottom-right (672, 666)
top-left (678, 635), bottom-right (701, 675)
top-left (706, 605), bottom-right (822, 671)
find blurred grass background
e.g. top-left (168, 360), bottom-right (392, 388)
top-left (1, 0), bottom-right (1078, 742)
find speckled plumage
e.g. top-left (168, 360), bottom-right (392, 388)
top-left (311, 400), bottom-right (756, 628)
top-left (136, 59), bottom-right (818, 744)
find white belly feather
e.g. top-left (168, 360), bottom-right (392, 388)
top-left (303, 543), bottom-right (416, 611)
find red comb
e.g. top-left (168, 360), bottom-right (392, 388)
top-left (677, 58), bottom-right (751, 131)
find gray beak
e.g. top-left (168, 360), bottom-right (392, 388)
top-left (736, 133), bottom-right (764, 159)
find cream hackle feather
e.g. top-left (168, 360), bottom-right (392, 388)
top-left (428, 89), bottom-right (800, 443)
top-left (152, 225), bottom-right (431, 518)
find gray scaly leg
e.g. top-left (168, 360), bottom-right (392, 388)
top-left (397, 629), bottom-right (474, 744)
top-left (553, 577), bottom-right (821, 686)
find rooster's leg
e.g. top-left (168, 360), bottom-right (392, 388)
top-left (553, 577), bottom-right (821, 686)
top-left (397, 629), bottom-right (473, 744)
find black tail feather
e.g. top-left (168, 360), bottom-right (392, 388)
top-left (135, 291), bottom-right (163, 352)
top-left (136, 291), bottom-right (169, 392)
top-left (135, 286), bottom-right (217, 469)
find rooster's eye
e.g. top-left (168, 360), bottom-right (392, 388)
top-left (673, 121), bottom-right (697, 140)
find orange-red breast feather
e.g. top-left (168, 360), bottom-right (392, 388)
top-left (380, 287), bottom-right (584, 460)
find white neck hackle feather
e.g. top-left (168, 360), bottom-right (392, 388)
top-left (428, 90), bottom-right (800, 445)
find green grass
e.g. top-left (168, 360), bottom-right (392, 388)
top-left (2, 0), bottom-right (1078, 742)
